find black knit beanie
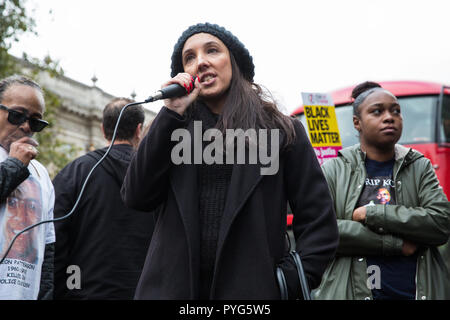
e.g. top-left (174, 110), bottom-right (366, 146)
top-left (170, 22), bottom-right (255, 82)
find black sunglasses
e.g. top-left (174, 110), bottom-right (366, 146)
top-left (0, 104), bottom-right (48, 132)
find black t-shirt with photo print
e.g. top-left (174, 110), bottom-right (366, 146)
top-left (356, 158), bottom-right (417, 300)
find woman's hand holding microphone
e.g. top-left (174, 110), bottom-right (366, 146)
top-left (9, 136), bottom-right (39, 167)
top-left (163, 73), bottom-right (200, 116)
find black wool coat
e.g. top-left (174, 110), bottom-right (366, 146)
top-left (121, 107), bottom-right (339, 299)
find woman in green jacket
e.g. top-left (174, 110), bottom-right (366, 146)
top-left (314, 81), bottom-right (450, 300)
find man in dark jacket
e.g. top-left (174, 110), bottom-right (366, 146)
top-left (53, 98), bottom-right (155, 299)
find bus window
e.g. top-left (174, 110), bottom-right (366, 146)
top-left (334, 106), bottom-right (358, 147)
top-left (440, 95), bottom-right (450, 144)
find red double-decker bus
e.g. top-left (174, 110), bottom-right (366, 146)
top-left (287, 80), bottom-right (450, 226)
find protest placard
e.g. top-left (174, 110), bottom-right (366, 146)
top-left (301, 93), bottom-right (342, 165)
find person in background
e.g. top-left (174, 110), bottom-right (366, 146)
top-left (53, 97), bottom-right (155, 299)
top-left (121, 22), bottom-right (338, 299)
top-left (0, 75), bottom-right (54, 300)
top-left (314, 81), bottom-right (450, 300)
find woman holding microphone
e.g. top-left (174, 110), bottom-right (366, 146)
top-left (121, 23), bottom-right (338, 299)
top-left (314, 81), bottom-right (450, 300)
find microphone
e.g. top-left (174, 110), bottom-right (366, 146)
top-left (146, 76), bottom-right (197, 103)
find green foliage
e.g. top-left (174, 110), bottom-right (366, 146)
top-left (0, 49), bottom-right (19, 78)
top-left (0, 0), bottom-right (80, 178)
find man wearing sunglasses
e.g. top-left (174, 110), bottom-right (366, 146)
top-left (0, 75), bottom-right (55, 300)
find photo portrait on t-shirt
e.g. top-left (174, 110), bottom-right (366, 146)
top-left (0, 176), bottom-right (43, 264)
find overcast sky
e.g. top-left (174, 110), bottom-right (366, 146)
top-left (10, 0), bottom-right (450, 114)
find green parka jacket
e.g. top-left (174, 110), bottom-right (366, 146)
top-left (313, 144), bottom-right (450, 300)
